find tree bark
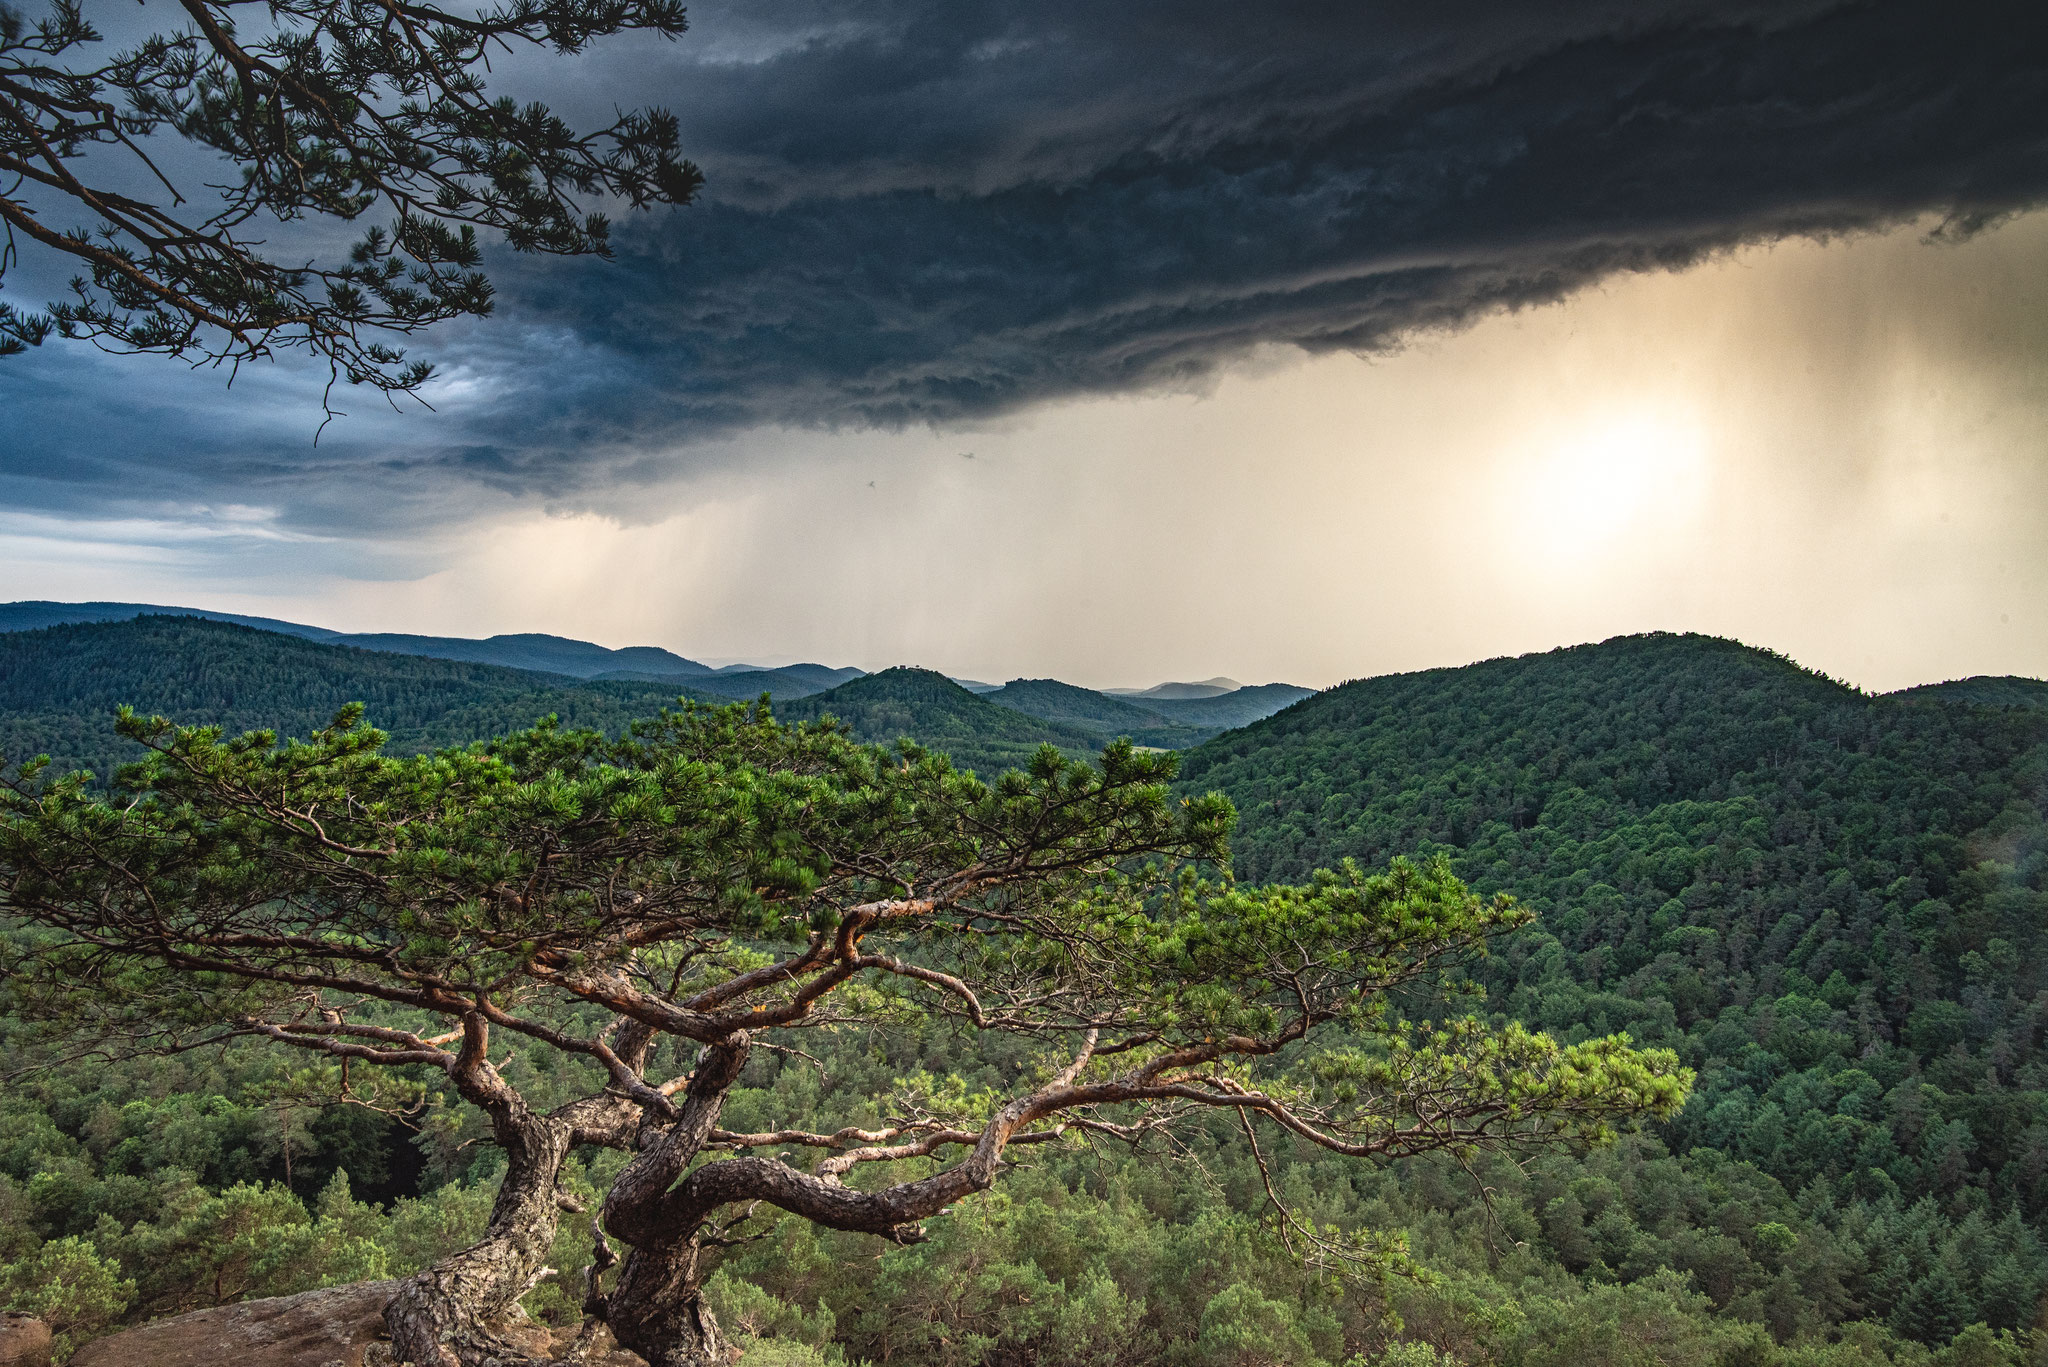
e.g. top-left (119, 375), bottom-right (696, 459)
top-left (385, 1018), bottom-right (573, 1367)
top-left (385, 1113), bottom-right (570, 1366)
top-left (604, 1242), bottom-right (731, 1367)
top-left (598, 1037), bottom-right (750, 1366)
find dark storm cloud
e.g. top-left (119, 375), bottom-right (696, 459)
top-left (456, 0), bottom-right (2048, 451)
top-left (6, 0), bottom-right (2048, 529)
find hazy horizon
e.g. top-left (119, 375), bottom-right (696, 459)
top-left (0, 595), bottom-right (2028, 700)
top-left (4, 1), bottom-right (2043, 696)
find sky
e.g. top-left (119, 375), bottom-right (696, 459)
top-left (2, 0), bottom-right (2045, 691)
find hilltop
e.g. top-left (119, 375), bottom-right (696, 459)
top-left (1893, 675), bottom-right (2048, 709)
top-left (0, 601), bottom-right (1309, 741)
top-left (0, 621), bottom-right (1267, 785)
top-left (1179, 632), bottom-right (2045, 882)
top-left (777, 667), bottom-right (1108, 777)
top-left (1176, 630), bottom-right (2048, 1313)
top-left (0, 616), bottom-right (700, 779)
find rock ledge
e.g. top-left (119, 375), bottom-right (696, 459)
top-left (66, 1281), bottom-right (648, 1367)
top-left (69, 1282), bottom-right (400, 1367)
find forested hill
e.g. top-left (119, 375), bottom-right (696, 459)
top-left (0, 599), bottom-right (716, 678)
top-left (1895, 676), bottom-right (2048, 709)
top-left (9, 623), bottom-right (2048, 1358)
top-left (1180, 631), bottom-right (2048, 1341)
top-left (1180, 632), bottom-right (2045, 885)
top-left (0, 616), bottom-right (696, 779)
top-left (0, 623), bottom-right (1128, 785)
top-left (1130, 680), bottom-right (1316, 729)
top-left (980, 677), bottom-right (1217, 749)
top-left (777, 667), bottom-right (1107, 777)
top-left (0, 617), bottom-right (1312, 787)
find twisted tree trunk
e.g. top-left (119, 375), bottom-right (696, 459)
top-left (385, 1114), bottom-right (570, 1366)
top-left (598, 1031), bottom-right (1103, 1363)
top-left (386, 1020), bottom-right (573, 1367)
top-left (598, 1037), bottom-right (750, 1367)
top-left (605, 1242), bottom-right (731, 1367)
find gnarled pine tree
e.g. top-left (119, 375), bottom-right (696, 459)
top-left (0, 703), bottom-right (1690, 1366)
top-left (0, 0), bottom-right (699, 399)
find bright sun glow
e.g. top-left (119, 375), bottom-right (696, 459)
top-left (1505, 408), bottom-right (1711, 565)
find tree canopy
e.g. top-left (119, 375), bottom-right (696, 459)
top-left (0, 0), bottom-right (699, 401)
top-left (0, 701), bottom-right (1688, 1366)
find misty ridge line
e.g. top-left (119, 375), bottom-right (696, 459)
top-left (3, 602), bottom-right (2039, 722)
top-left (0, 600), bottom-right (1310, 716)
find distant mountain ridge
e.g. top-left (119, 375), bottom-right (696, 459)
top-left (981, 678), bottom-right (1218, 749)
top-left (1105, 676), bottom-right (1243, 699)
top-left (0, 601), bottom-right (717, 679)
top-left (0, 601), bottom-right (1311, 724)
top-left (0, 599), bottom-right (353, 641)
top-left (592, 664), bottom-right (865, 699)
top-left (308, 630), bottom-right (713, 679)
top-left (776, 667), bottom-right (1111, 778)
top-left (0, 619), bottom-right (1312, 785)
top-left (1133, 682), bottom-right (1315, 729)
top-left (0, 617), bottom-right (697, 781)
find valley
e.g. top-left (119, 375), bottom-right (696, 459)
top-left (0, 611), bottom-right (2043, 1365)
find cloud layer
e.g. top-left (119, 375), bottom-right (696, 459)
top-left (6, 0), bottom-right (2048, 532)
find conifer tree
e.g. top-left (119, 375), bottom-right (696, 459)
top-left (0, 0), bottom-right (700, 400)
top-left (0, 703), bottom-right (1691, 1366)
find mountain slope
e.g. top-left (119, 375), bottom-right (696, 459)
top-left (591, 664), bottom-right (862, 699)
top-left (0, 621), bottom-right (1143, 786)
top-left (981, 677), bottom-right (1217, 747)
top-left (1179, 630), bottom-right (2048, 1251)
top-left (747, 664), bottom-right (865, 691)
top-left (1181, 633), bottom-right (1890, 881)
top-left (1107, 676), bottom-right (1242, 699)
top-left (778, 667), bottom-right (1105, 777)
top-left (0, 617), bottom-right (708, 779)
top-left (245, 629), bottom-right (711, 678)
top-left (1893, 675), bottom-right (2048, 709)
top-left (1133, 681), bottom-right (1314, 729)
top-left (0, 601), bottom-right (714, 679)
top-left (0, 599), bottom-right (346, 641)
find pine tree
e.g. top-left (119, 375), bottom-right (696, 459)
top-left (1894, 1262), bottom-right (1970, 1345)
top-left (0, 702), bottom-right (1692, 1367)
top-left (0, 0), bottom-right (701, 399)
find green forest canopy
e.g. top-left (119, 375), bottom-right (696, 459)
top-left (0, 625), bottom-right (2044, 1365)
top-left (0, 618), bottom-right (1275, 781)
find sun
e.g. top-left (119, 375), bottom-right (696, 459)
top-left (1507, 407), bottom-right (1710, 562)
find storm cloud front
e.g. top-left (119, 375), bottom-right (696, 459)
top-left (5, 0), bottom-right (2048, 534)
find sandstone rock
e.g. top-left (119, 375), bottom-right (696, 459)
top-left (66, 1284), bottom-right (649, 1367)
top-left (0, 1313), bottom-right (53, 1367)
top-left (70, 1282), bottom-right (398, 1367)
